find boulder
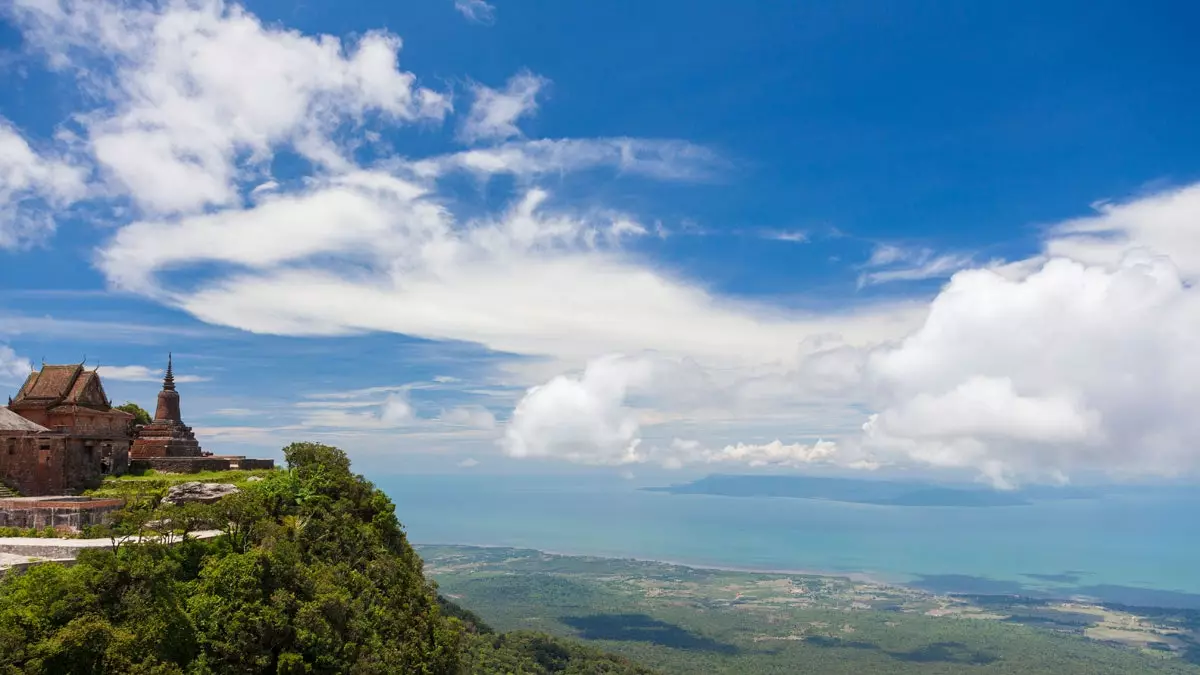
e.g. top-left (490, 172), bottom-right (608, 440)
top-left (246, 476), bottom-right (264, 482)
top-left (162, 482), bottom-right (241, 506)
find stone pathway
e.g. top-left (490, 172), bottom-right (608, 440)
top-left (0, 530), bottom-right (222, 571)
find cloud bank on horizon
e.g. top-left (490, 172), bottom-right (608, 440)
top-left (1, 0), bottom-right (1198, 488)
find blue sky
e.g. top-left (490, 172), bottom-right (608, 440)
top-left (1, 0), bottom-right (1198, 486)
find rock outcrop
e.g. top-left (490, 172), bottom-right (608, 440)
top-left (162, 482), bottom-right (240, 506)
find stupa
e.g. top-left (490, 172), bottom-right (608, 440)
top-left (130, 355), bottom-right (203, 458)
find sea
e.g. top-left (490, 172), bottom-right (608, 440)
top-left (379, 473), bottom-right (1200, 608)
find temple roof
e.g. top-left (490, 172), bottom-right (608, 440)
top-left (0, 408), bottom-right (49, 432)
top-left (11, 364), bottom-right (114, 411)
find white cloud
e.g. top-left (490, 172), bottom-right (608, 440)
top-left (662, 438), bottom-right (841, 469)
top-left (0, 345), bottom-right (33, 383)
top-left (212, 407), bottom-right (255, 417)
top-left (0, 121), bottom-right (87, 248)
top-left (862, 247), bottom-right (1200, 487)
top-left (300, 391), bottom-right (414, 429)
top-left (497, 183), bottom-right (1200, 484)
top-left (457, 457), bottom-right (480, 468)
top-left (453, 0), bottom-right (496, 24)
top-left (763, 230), bottom-right (809, 243)
top-left (99, 180), bottom-right (923, 363)
top-left (441, 406), bottom-right (497, 429)
top-left (504, 355), bottom-right (652, 465)
top-left (410, 138), bottom-right (725, 183)
top-left (9, 0), bottom-right (449, 215)
top-left (1045, 183), bottom-right (1200, 279)
top-left (858, 244), bottom-right (974, 287)
top-left (18, 0), bottom-right (1200, 486)
top-left (96, 364), bottom-right (209, 383)
top-left (459, 71), bottom-right (548, 144)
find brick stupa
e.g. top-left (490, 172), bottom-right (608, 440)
top-left (130, 355), bottom-right (202, 458)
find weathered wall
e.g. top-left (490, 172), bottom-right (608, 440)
top-left (41, 410), bottom-right (131, 437)
top-left (0, 434), bottom-right (121, 496)
top-left (131, 457), bottom-right (235, 473)
top-left (0, 435), bottom-right (67, 495)
top-left (0, 497), bottom-right (124, 530)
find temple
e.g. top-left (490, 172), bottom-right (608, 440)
top-left (130, 355), bottom-right (203, 459)
top-left (1, 355), bottom-right (273, 502)
top-left (1, 363), bottom-right (133, 496)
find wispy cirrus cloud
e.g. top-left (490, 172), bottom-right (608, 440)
top-left (453, 0), bottom-right (496, 25)
top-left (96, 364), bottom-right (209, 383)
top-left (856, 244), bottom-right (974, 287)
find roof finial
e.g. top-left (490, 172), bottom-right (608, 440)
top-left (163, 352), bottom-right (176, 391)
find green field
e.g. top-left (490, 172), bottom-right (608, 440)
top-left (419, 545), bottom-right (1200, 675)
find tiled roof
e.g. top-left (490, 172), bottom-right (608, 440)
top-left (13, 364), bottom-right (83, 403)
top-left (0, 408), bottom-right (48, 433)
top-left (11, 365), bottom-right (117, 412)
top-left (65, 370), bottom-right (109, 406)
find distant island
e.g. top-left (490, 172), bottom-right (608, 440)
top-left (643, 475), bottom-right (1099, 507)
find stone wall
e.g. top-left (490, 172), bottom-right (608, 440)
top-left (0, 497), bottom-right (124, 530)
top-left (0, 434), bottom-right (115, 496)
top-left (237, 458), bottom-right (276, 470)
top-left (1, 435), bottom-right (68, 495)
top-left (131, 457), bottom-right (236, 473)
top-left (130, 456), bottom-right (275, 473)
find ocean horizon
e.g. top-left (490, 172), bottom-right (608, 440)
top-left (381, 473), bottom-right (1200, 609)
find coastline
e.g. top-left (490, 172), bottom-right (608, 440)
top-left (416, 541), bottom-right (1200, 610)
top-left (414, 540), bottom-right (904, 587)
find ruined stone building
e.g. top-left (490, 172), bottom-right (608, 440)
top-left (0, 364), bottom-right (133, 496)
top-left (1, 356), bottom-right (273, 498)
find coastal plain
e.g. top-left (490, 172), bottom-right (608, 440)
top-left (420, 545), bottom-right (1200, 675)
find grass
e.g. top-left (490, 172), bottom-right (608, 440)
top-left (83, 468), bottom-right (281, 499)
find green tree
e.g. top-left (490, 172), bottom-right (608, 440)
top-left (115, 401), bottom-right (152, 426)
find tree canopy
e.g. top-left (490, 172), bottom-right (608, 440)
top-left (114, 401), bottom-right (152, 426)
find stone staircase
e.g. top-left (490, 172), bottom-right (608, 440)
top-left (0, 481), bottom-right (20, 499)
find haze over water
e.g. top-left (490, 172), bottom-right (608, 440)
top-left (383, 474), bottom-right (1200, 608)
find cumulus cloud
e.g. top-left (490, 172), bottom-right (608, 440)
top-left (0, 121), bottom-right (87, 248)
top-left (1045, 183), bottom-right (1200, 279)
top-left (0, 345), bottom-right (33, 383)
top-left (453, 0), bottom-right (496, 24)
top-left (501, 354), bottom-right (851, 469)
top-left (459, 71), bottom-right (548, 144)
top-left (8, 0), bottom-right (449, 214)
top-left (503, 355), bottom-right (652, 464)
top-left (863, 248), bottom-right (1200, 487)
top-left (500, 183), bottom-right (1200, 484)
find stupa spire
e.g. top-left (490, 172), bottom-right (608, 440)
top-left (163, 353), bottom-right (175, 392)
